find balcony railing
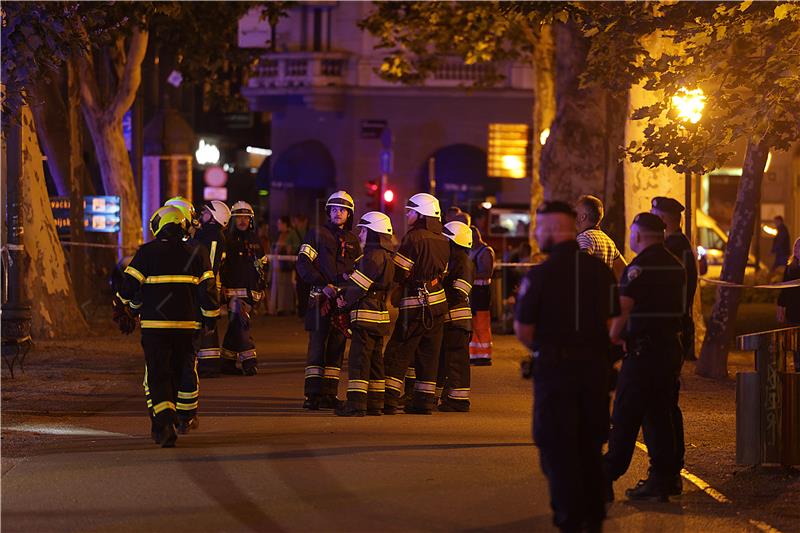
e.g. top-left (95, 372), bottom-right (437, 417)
top-left (247, 52), bottom-right (349, 90)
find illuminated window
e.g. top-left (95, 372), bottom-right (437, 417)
top-left (488, 123), bottom-right (529, 179)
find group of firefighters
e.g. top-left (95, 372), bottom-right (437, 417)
top-left (113, 190), bottom-right (496, 446)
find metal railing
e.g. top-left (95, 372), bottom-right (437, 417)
top-left (736, 326), bottom-right (800, 466)
top-left (247, 52), bottom-right (349, 90)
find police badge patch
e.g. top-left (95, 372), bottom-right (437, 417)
top-left (627, 266), bottom-right (642, 281)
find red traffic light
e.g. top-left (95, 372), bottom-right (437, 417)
top-left (383, 189), bottom-right (395, 203)
top-left (366, 180), bottom-right (379, 194)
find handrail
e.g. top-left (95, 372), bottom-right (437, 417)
top-left (736, 326), bottom-right (800, 351)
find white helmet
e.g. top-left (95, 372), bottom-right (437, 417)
top-left (405, 193), bottom-right (441, 219)
top-left (443, 221), bottom-right (472, 248)
top-left (230, 201), bottom-right (255, 218)
top-left (357, 211), bottom-right (393, 236)
top-left (205, 200), bottom-right (231, 227)
top-left (326, 190), bottom-right (355, 213)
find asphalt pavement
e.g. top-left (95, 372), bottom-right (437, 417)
top-left (1, 316), bottom-right (769, 532)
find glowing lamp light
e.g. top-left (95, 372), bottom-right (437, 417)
top-left (501, 155), bottom-right (525, 177)
top-left (195, 139), bottom-right (220, 165)
top-left (383, 189), bottom-right (395, 203)
top-left (672, 87), bottom-right (706, 124)
top-left (696, 245), bottom-right (706, 260)
top-left (764, 152), bottom-right (772, 173)
top-left (762, 224), bottom-right (778, 237)
top-left (246, 146), bottom-right (272, 156)
top-left (539, 128), bottom-right (550, 146)
top-left (481, 201), bottom-right (493, 210)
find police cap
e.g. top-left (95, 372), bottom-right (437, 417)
top-left (536, 201), bottom-right (576, 218)
top-left (633, 212), bottom-right (667, 232)
top-left (651, 196), bottom-right (684, 214)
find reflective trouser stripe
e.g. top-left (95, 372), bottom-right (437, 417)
top-left (153, 401), bottom-right (176, 414)
top-left (405, 367), bottom-right (417, 380)
top-left (447, 388), bottom-right (470, 400)
top-left (238, 349), bottom-right (256, 362)
top-left (414, 381), bottom-right (436, 394)
top-left (197, 348), bottom-right (220, 359)
top-left (347, 379), bottom-right (369, 393)
top-left (368, 380), bottom-right (385, 393)
top-left (221, 348), bottom-right (237, 361)
top-left (386, 376), bottom-right (404, 393)
top-left (178, 390), bottom-right (199, 399)
top-left (305, 366), bottom-right (324, 379)
top-left (324, 367), bottom-right (341, 379)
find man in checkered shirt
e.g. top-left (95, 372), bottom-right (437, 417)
top-left (575, 195), bottom-right (627, 280)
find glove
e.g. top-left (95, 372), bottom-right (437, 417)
top-left (112, 298), bottom-right (137, 335)
top-left (331, 310), bottom-right (352, 339)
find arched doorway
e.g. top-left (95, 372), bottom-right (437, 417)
top-left (270, 140), bottom-right (336, 223)
top-left (418, 144), bottom-right (495, 213)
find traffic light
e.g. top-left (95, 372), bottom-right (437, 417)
top-left (382, 188), bottom-right (395, 213)
top-left (365, 180), bottom-right (379, 209)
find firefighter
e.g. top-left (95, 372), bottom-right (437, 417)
top-left (334, 211), bottom-right (396, 417)
top-left (383, 192), bottom-right (450, 415)
top-left (297, 191), bottom-right (361, 410)
top-left (195, 200), bottom-right (231, 378)
top-left (220, 201), bottom-right (268, 376)
top-left (469, 226), bottom-right (495, 366)
top-left (436, 220), bottom-right (475, 412)
top-left (115, 206), bottom-right (219, 447)
top-left (165, 196), bottom-right (201, 238)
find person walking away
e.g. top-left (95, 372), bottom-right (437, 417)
top-left (778, 237), bottom-right (800, 371)
top-left (469, 226), bottom-right (495, 366)
top-left (436, 221), bottom-right (475, 412)
top-left (292, 214), bottom-right (311, 317)
top-left (270, 216), bottom-right (299, 316)
top-left (115, 206), bottom-right (219, 447)
top-left (514, 201), bottom-right (619, 532)
top-left (297, 191), bottom-right (361, 410)
top-left (220, 201), bottom-right (268, 376)
top-left (604, 213), bottom-right (686, 502)
top-left (382, 193), bottom-right (450, 415)
top-left (575, 194), bottom-right (627, 280)
top-left (772, 215), bottom-right (792, 274)
top-left (334, 212), bottom-right (396, 417)
top-left (195, 200), bottom-right (231, 378)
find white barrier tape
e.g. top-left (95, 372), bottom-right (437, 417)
top-left (700, 277), bottom-right (800, 290)
top-left (59, 241), bottom-right (128, 250)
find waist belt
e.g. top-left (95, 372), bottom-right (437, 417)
top-left (474, 279), bottom-right (491, 286)
top-left (399, 288), bottom-right (446, 309)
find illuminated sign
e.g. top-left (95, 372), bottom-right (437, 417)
top-left (204, 166), bottom-right (228, 187)
top-left (488, 123), bottom-right (529, 179)
top-left (83, 196), bottom-right (120, 233)
top-left (204, 187), bottom-right (228, 201)
top-left (50, 197), bottom-right (71, 234)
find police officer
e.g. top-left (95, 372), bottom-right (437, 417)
top-left (469, 226), bottom-right (495, 366)
top-left (383, 192), bottom-right (450, 415)
top-left (334, 211), bottom-right (395, 417)
top-left (115, 206), bottom-right (219, 447)
top-left (195, 200), bottom-right (231, 378)
top-left (436, 220), bottom-right (474, 412)
top-left (220, 201), bottom-right (268, 376)
top-left (297, 191), bottom-right (361, 410)
top-left (514, 201), bottom-right (618, 532)
top-left (604, 212), bottom-right (686, 501)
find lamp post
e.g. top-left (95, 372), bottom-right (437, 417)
top-left (672, 87), bottom-right (706, 244)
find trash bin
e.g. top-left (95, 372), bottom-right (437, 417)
top-left (736, 371), bottom-right (761, 465)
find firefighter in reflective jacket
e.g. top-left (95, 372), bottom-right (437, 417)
top-left (383, 193), bottom-right (450, 415)
top-left (297, 191), bottom-right (361, 410)
top-left (436, 221), bottom-right (475, 412)
top-left (195, 200), bottom-right (231, 378)
top-left (334, 212), bottom-right (396, 417)
top-left (219, 201), bottom-right (267, 376)
top-left (469, 226), bottom-right (495, 366)
top-left (115, 206), bottom-right (219, 447)
top-left (165, 196), bottom-right (201, 238)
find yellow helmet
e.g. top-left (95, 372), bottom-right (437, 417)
top-left (150, 206), bottom-right (188, 238)
top-left (164, 196), bottom-right (199, 229)
top-left (443, 221), bottom-right (473, 249)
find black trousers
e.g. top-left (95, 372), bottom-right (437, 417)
top-left (304, 316), bottom-right (347, 398)
top-left (383, 313), bottom-right (444, 411)
top-left (532, 356), bottom-right (609, 532)
top-left (345, 326), bottom-right (385, 411)
top-left (142, 332), bottom-right (198, 431)
top-left (196, 326), bottom-right (221, 376)
top-left (642, 376), bottom-right (685, 476)
top-left (605, 343), bottom-right (681, 483)
top-left (436, 326), bottom-right (471, 409)
top-left (221, 300), bottom-right (257, 373)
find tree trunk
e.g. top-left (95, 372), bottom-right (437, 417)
top-left (20, 105), bottom-right (89, 338)
top-left (28, 75), bottom-right (71, 197)
top-left (602, 92), bottom-right (628, 250)
top-left (697, 140), bottom-right (769, 379)
top-left (530, 25), bottom-right (555, 255)
top-left (82, 110), bottom-right (142, 253)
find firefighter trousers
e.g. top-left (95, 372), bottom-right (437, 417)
top-left (304, 316), bottom-right (347, 399)
top-left (383, 313), bottom-right (444, 411)
top-left (436, 326), bottom-right (471, 411)
top-left (142, 332), bottom-right (198, 431)
top-left (221, 299), bottom-right (257, 374)
top-left (344, 326), bottom-right (385, 412)
top-left (196, 327), bottom-right (221, 377)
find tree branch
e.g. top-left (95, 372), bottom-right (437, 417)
top-left (110, 36), bottom-right (126, 83)
top-left (108, 25), bottom-right (149, 122)
top-left (73, 19), bottom-right (103, 117)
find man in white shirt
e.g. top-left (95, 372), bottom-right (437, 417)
top-left (575, 195), bottom-right (627, 280)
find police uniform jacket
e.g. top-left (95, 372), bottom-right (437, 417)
top-left (340, 242), bottom-right (395, 336)
top-left (443, 245), bottom-right (474, 331)
top-left (665, 232), bottom-right (697, 313)
top-left (392, 216), bottom-right (450, 318)
top-left (296, 222), bottom-right (361, 288)
top-left (194, 222), bottom-right (227, 276)
top-left (620, 243), bottom-right (686, 341)
top-left (470, 242), bottom-right (495, 310)
top-left (117, 236), bottom-right (219, 334)
top-left (515, 240), bottom-right (618, 360)
top-left (220, 228), bottom-right (267, 305)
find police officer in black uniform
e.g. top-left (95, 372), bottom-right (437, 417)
top-left (604, 212), bottom-right (686, 501)
top-left (115, 206), bottom-right (219, 447)
top-left (297, 191), bottom-right (361, 409)
top-left (514, 201), bottom-right (619, 532)
top-left (383, 192), bottom-right (450, 415)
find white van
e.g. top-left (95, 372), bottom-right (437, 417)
top-left (696, 210), bottom-right (767, 280)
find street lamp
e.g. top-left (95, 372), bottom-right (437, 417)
top-left (671, 87), bottom-right (705, 246)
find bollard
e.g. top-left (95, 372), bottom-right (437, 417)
top-left (782, 372), bottom-right (800, 466)
top-left (736, 371), bottom-right (761, 465)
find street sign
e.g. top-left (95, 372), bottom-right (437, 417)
top-left (204, 166), bottom-right (228, 187)
top-left (83, 196), bottom-right (120, 233)
top-left (204, 187), bottom-right (228, 201)
top-left (50, 197), bottom-right (71, 234)
top-left (380, 149), bottom-right (393, 174)
top-left (360, 119), bottom-right (387, 139)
